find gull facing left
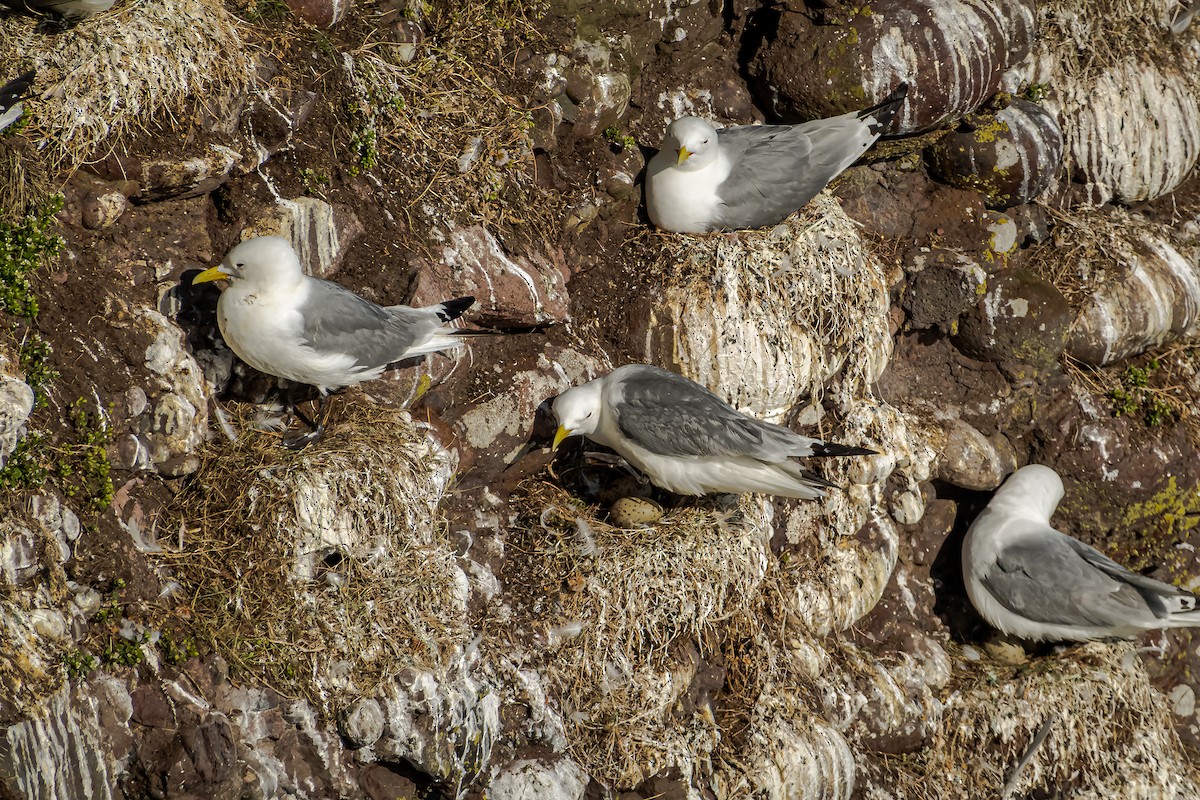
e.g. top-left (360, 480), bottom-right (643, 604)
top-left (192, 236), bottom-right (474, 448)
top-left (551, 364), bottom-right (874, 498)
top-left (963, 464), bottom-right (1200, 642)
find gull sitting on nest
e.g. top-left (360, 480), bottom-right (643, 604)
top-left (550, 364), bottom-right (875, 499)
top-left (0, 0), bottom-right (116, 19)
top-left (645, 83), bottom-right (909, 233)
top-left (963, 464), bottom-right (1200, 642)
top-left (192, 236), bottom-right (477, 449)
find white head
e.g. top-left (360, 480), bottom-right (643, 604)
top-left (661, 117), bottom-right (720, 171)
top-left (988, 464), bottom-right (1066, 523)
top-left (191, 236), bottom-right (304, 289)
top-left (551, 381), bottom-right (605, 449)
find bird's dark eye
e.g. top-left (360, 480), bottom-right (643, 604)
top-left (702, 139), bottom-right (709, 144)
top-left (236, 263), bottom-right (245, 268)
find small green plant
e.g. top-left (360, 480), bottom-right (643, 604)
top-left (299, 168), bottom-right (330, 198)
top-left (92, 578), bottom-right (126, 624)
top-left (1107, 359), bottom-right (1177, 428)
top-left (160, 631), bottom-right (199, 665)
top-left (0, 432), bottom-right (48, 491)
top-left (603, 124), bottom-right (636, 150)
top-left (55, 399), bottom-right (114, 512)
top-left (1023, 82), bottom-right (1051, 103)
top-left (63, 648), bottom-right (96, 679)
top-left (240, 0), bottom-right (291, 24)
top-left (0, 194), bottom-right (65, 320)
top-left (347, 126), bottom-right (378, 176)
top-left (18, 333), bottom-right (56, 406)
top-left (103, 636), bottom-right (147, 668)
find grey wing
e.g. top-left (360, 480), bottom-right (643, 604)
top-left (297, 279), bottom-right (431, 369)
top-left (714, 118), bottom-right (869, 230)
top-left (611, 365), bottom-right (810, 460)
top-left (983, 533), bottom-right (1165, 628)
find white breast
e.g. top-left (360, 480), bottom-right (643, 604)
top-left (218, 281), bottom-right (359, 391)
top-left (645, 151), bottom-right (730, 233)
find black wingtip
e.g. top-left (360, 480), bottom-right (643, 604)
top-left (860, 82), bottom-right (910, 134)
top-left (436, 295), bottom-right (475, 322)
top-left (810, 442), bottom-right (878, 458)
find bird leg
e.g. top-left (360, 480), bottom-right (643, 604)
top-left (283, 389), bottom-right (329, 450)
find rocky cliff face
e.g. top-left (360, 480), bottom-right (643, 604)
top-left (1, 0), bottom-right (1199, 798)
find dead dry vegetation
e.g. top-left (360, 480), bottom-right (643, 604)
top-left (155, 402), bottom-right (466, 708)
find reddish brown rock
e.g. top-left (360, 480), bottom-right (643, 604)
top-left (409, 226), bottom-right (570, 327)
top-left (953, 269), bottom-right (1071, 368)
top-left (285, 0), bottom-right (349, 27)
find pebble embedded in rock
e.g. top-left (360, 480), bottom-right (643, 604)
top-left (610, 496), bottom-right (664, 527)
top-left (925, 98), bottom-right (1064, 208)
top-left (340, 697), bottom-right (385, 748)
top-left (953, 269), bottom-right (1072, 368)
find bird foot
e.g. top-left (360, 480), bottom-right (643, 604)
top-left (282, 427), bottom-right (324, 450)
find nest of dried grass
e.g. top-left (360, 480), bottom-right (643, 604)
top-left (499, 479), bottom-right (774, 786)
top-left (0, 0), bottom-right (254, 173)
top-left (157, 402), bottom-right (466, 710)
top-left (656, 193), bottom-right (892, 425)
top-left (869, 643), bottom-right (1200, 799)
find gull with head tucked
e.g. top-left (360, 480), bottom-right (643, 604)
top-left (192, 236), bottom-right (474, 448)
top-left (550, 364), bottom-right (875, 499)
top-left (645, 84), bottom-right (909, 233)
top-left (963, 464), bottom-right (1200, 642)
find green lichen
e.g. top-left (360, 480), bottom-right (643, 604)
top-left (1119, 476), bottom-right (1200, 539)
top-left (970, 117), bottom-right (1011, 144)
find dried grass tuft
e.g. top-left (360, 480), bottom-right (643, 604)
top-left (868, 644), bottom-right (1200, 798)
top-left (0, 0), bottom-right (255, 172)
top-left (499, 480), bottom-right (773, 786)
top-left (339, 0), bottom-right (555, 244)
top-left (157, 401), bottom-right (466, 710)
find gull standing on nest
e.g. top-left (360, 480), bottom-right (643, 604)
top-left (963, 464), bottom-right (1200, 642)
top-left (550, 364), bottom-right (875, 499)
top-left (192, 236), bottom-right (476, 449)
top-left (645, 83), bottom-right (909, 233)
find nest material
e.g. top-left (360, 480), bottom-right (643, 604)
top-left (868, 643), bottom-right (1200, 799)
top-left (501, 480), bottom-right (775, 786)
top-left (159, 402), bottom-right (466, 708)
top-left (657, 193), bottom-right (893, 425)
top-left (0, 0), bottom-right (255, 172)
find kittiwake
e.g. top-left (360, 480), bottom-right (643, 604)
top-left (645, 83), bottom-right (909, 233)
top-left (0, 70), bottom-right (34, 133)
top-left (550, 364), bottom-right (875, 498)
top-left (1, 0), bottom-right (115, 18)
top-left (192, 236), bottom-right (475, 448)
top-left (963, 464), bottom-right (1200, 642)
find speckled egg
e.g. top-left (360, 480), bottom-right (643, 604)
top-left (609, 496), bottom-right (665, 527)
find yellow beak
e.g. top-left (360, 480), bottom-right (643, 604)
top-left (676, 146), bottom-right (692, 166)
top-left (192, 265), bottom-right (229, 285)
top-left (552, 425), bottom-right (572, 450)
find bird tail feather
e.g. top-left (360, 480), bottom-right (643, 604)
top-left (809, 440), bottom-right (877, 458)
top-left (858, 83), bottom-right (909, 135)
top-left (777, 460), bottom-right (837, 497)
top-left (436, 295), bottom-right (475, 323)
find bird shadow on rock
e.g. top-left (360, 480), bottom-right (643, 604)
top-left (928, 479), bottom-right (1003, 644)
